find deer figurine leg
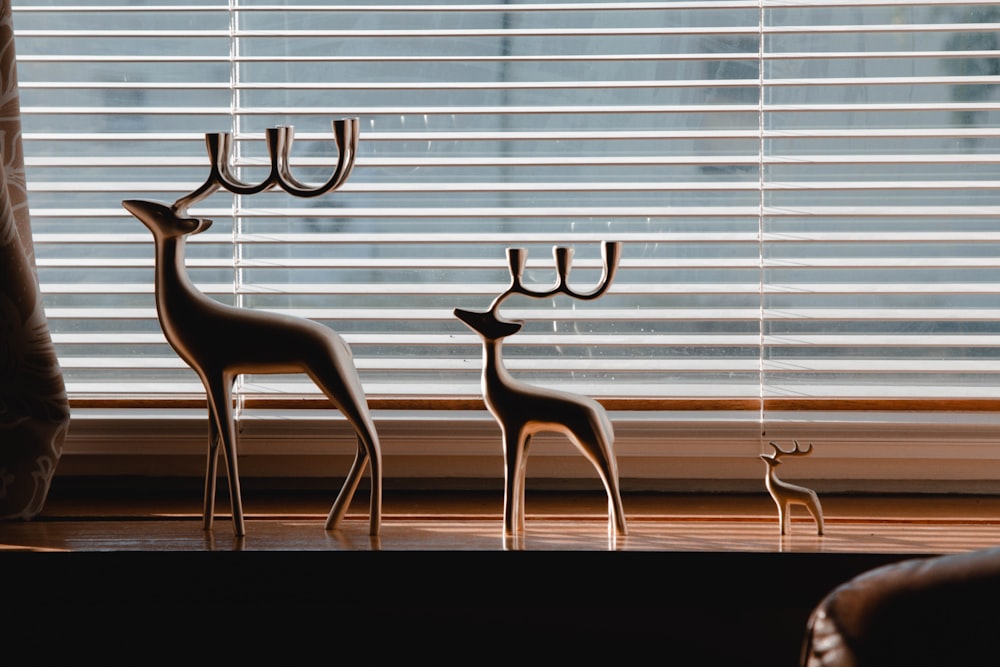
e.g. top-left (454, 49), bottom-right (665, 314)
top-left (573, 425), bottom-right (628, 535)
top-left (307, 353), bottom-right (383, 536)
top-left (811, 495), bottom-right (825, 535)
top-left (325, 436), bottom-right (369, 531)
top-left (203, 418), bottom-right (220, 530)
top-left (324, 427), bottom-right (381, 536)
top-left (515, 435), bottom-right (533, 533)
top-left (777, 498), bottom-right (789, 536)
top-left (503, 430), bottom-right (529, 536)
top-left (591, 446), bottom-right (628, 536)
top-left (204, 374), bottom-right (246, 536)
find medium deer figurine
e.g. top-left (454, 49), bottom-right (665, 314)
top-left (122, 119), bottom-right (382, 537)
top-left (761, 440), bottom-right (824, 536)
top-left (454, 242), bottom-right (628, 537)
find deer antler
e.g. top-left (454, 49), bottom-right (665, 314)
top-left (762, 440), bottom-right (813, 462)
top-left (488, 240), bottom-right (622, 314)
top-left (275, 119), bottom-right (358, 198)
top-left (172, 118), bottom-right (359, 215)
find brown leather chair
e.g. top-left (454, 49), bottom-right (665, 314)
top-left (801, 546), bottom-right (1000, 666)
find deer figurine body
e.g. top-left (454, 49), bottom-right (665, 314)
top-left (122, 119), bottom-right (381, 537)
top-left (761, 440), bottom-right (824, 536)
top-left (454, 243), bottom-right (628, 537)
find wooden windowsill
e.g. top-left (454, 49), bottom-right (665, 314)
top-left (12, 486), bottom-right (1000, 555)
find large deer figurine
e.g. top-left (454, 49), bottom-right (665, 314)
top-left (122, 119), bottom-right (382, 537)
top-left (454, 242), bottom-right (628, 537)
top-left (761, 440), bottom-right (824, 536)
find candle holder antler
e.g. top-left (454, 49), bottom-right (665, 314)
top-left (122, 118), bottom-right (382, 538)
top-left (454, 241), bottom-right (628, 537)
top-left (173, 118), bottom-right (358, 213)
top-left (486, 242), bottom-right (620, 314)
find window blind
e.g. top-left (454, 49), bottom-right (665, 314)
top-left (12, 1), bottom-right (1000, 422)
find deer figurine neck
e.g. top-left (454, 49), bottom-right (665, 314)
top-left (453, 307), bottom-right (523, 406)
top-left (125, 203), bottom-right (215, 350)
top-left (155, 233), bottom-right (197, 300)
top-left (480, 335), bottom-right (515, 388)
top-left (764, 462), bottom-right (781, 493)
top-left (152, 234), bottom-right (212, 354)
top-left (477, 335), bottom-right (531, 421)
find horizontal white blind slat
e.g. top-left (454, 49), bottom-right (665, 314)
top-left (764, 22), bottom-right (1000, 35)
top-left (13, 3), bottom-right (760, 11)
top-left (28, 205), bottom-right (760, 217)
top-left (37, 76), bottom-right (1000, 92)
top-left (181, 333), bottom-right (991, 349)
top-left (33, 232), bottom-right (760, 243)
top-left (22, 79), bottom-right (763, 91)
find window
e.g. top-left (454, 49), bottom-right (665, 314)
top-left (13, 1), bottom-right (1000, 485)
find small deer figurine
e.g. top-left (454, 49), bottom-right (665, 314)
top-left (761, 440), bottom-right (824, 536)
top-left (122, 119), bottom-right (381, 537)
top-left (454, 242), bottom-right (628, 537)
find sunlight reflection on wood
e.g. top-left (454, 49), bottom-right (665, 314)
top-left (2, 517), bottom-right (997, 553)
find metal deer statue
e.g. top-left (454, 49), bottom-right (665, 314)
top-left (761, 440), bottom-right (824, 536)
top-left (454, 242), bottom-right (628, 537)
top-left (122, 118), bottom-right (382, 537)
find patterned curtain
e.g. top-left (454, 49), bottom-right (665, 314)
top-left (0, 0), bottom-right (70, 519)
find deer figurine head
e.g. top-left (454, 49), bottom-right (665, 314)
top-left (760, 439), bottom-right (813, 469)
top-left (453, 307), bottom-right (523, 342)
top-left (124, 199), bottom-right (212, 241)
top-left (453, 241), bottom-right (628, 540)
